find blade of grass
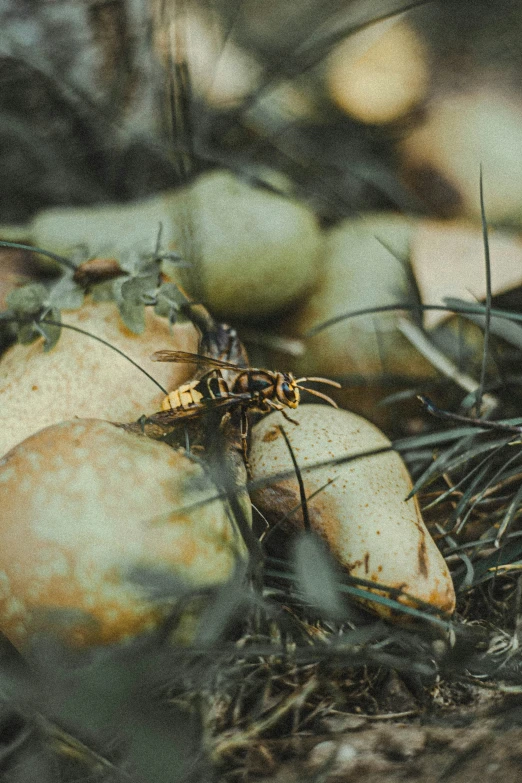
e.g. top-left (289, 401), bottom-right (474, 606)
top-left (265, 561), bottom-right (451, 630)
top-left (454, 447), bottom-right (522, 534)
top-left (422, 454), bottom-right (492, 511)
top-left (0, 240), bottom-right (77, 271)
top-left (399, 318), bottom-right (496, 405)
top-left (406, 436), bottom-right (478, 499)
top-left (292, 533), bottom-right (346, 620)
top-left (305, 302), bottom-right (522, 338)
top-left (449, 462), bottom-right (492, 532)
top-left (278, 425), bottom-right (310, 532)
top-left (419, 395), bottom-right (520, 434)
top-left (496, 482), bottom-right (522, 547)
top-left (475, 165), bottom-right (492, 413)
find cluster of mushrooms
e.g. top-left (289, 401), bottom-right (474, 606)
top-left (0, 169), bottom-right (455, 649)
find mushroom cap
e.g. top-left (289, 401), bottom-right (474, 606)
top-left (170, 170), bottom-right (322, 318)
top-left (0, 299), bottom-right (199, 457)
top-left (327, 21), bottom-right (428, 125)
top-left (289, 215), bottom-right (435, 379)
top-left (249, 405), bottom-right (455, 616)
top-left (0, 419), bottom-right (248, 648)
top-left (399, 90), bottom-right (522, 225)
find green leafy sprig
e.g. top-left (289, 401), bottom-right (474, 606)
top-left (95, 251), bottom-right (191, 334)
top-left (1, 240), bottom-right (192, 349)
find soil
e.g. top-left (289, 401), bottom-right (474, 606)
top-left (248, 693), bottom-right (522, 783)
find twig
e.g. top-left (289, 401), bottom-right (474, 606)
top-left (212, 676), bottom-right (318, 760)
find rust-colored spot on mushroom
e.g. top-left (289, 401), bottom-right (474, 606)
top-left (31, 385), bottom-right (38, 391)
top-left (364, 552), bottom-right (370, 574)
top-left (417, 533), bottom-right (428, 578)
top-left (425, 581), bottom-right (456, 615)
top-left (345, 559), bottom-right (363, 574)
top-left (262, 427), bottom-right (280, 443)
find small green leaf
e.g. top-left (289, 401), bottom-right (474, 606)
top-left (37, 308), bottom-right (61, 352)
top-left (153, 282), bottom-right (188, 322)
top-left (6, 283), bottom-right (48, 315)
top-left (17, 322), bottom-right (39, 345)
top-left (118, 299), bottom-right (145, 334)
top-left (153, 298), bottom-right (172, 320)
top-left (48, 274), bottom-right (85, 310)
top-left (121, 274), bottom-right (158, 304)
top-left (119, 252), bottom-right (159, 277)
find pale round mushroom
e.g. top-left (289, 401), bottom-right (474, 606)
top-left (399, 89), bottom-right (522, 225)
top-left (0, 419), bottom-right (249, 648)
top-left (327, 20), bottom-right (428, 124)
top-left (249, 405), bottom-right (455, 617)
top-left (0, 299), bottom-right (199, 457)
top-left (25, 190), bottom-right (177, 260)
top-left (289, 214), bottom-right (437, 380)
top-left (167, 170), bottom-right (322, 318)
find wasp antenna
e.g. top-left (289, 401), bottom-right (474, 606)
top-left (295, 376), bottom-right (341, 388)
top-left (297, 385), bottom-right (339, 408)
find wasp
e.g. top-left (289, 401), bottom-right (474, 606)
top-left (151, 349), bottom-right (341, 425)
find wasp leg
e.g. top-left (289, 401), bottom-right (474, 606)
top-left (240, 408), bottom-right (252, 475)
top-left (266, 399), bottom-right (300, 425)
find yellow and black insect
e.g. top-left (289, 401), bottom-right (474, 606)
top-left (151, 350), bottom-right (341, 422)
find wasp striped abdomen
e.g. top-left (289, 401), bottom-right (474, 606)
top-left (161, 371), bottom-right (230, 412)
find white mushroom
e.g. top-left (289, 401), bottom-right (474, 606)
top-left (249, 405), bottom-right (455, 617)
top-left (0, 419), bottom-right (249, 648)
top-left (168, 170), bottom-right (322, 318)
top-left (0, 299), bottom-right (199, 457)
top-left (399, 89), bottom-right (522, 226)
top-left (327, 20), bottom-right (428, 125)
top-left (289, 214), bottom-right (437, 381)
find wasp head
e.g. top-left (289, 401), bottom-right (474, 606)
top-left (276, 373), bottom-right (300, 408)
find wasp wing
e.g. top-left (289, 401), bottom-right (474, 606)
top-left (151, 349), bottom-right (246, 371)
top-left (148, 392), bottom-right (252, 424)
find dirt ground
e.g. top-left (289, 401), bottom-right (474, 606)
top-left (250, 696), bottom-right (522, 783)
top-left (210, 676), bottom-right (522, 783)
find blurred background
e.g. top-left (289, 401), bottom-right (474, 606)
top-left (3, 0), bottom-right (522, 437)
top-left (1, 0), bottom-right (522, 226)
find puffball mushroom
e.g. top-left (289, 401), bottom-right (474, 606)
top-left (399, 90), bottom-right (522, 225)
top-left (168, 170), bottom-right (321, 319)
top-left (249, 405), bottom-right (455, 617)
top-left (0, 419), bottom-right (249, 648)
top-left (327, 20), bottom-right (428, 125)
top-left (0, 299), bottom-right (199, 458)
top-left (0, 170), bottom-right (322, 319)
top-left (289, 214), bottom-right (436, 380)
